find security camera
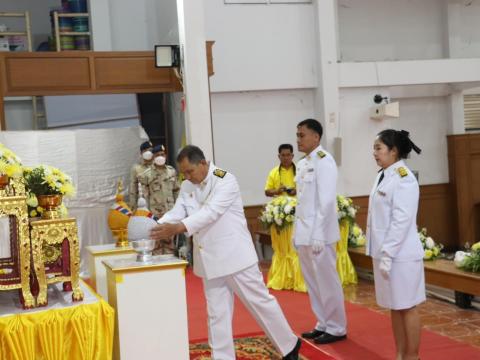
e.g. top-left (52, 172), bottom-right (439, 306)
top-left (370, 94), bottom-right (399, 120)
top-left (373, 94), bottom-right (389, 104)
top-left (370, 101), bottom-right (399, 120)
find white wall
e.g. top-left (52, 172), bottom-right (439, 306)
top-left (105, 0), bottom-right (178, 51)
top-left (337, 0), bottom-right (446, 61)
top-left (204, 0), bottom-right (318, 205)
top-left (5, 100), bottom-right (33, 130)
top-left (337, 88), bottom-right (449, 196)
top-left (44, 94), bottom-right (140, 129)
top-left (446, 0), bottom-right (480, 58)
top-left (211, 89), bottom-right (315, 205)
top-left (204, 0), bottom-right (317, 92)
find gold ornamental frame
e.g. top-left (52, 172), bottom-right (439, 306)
top-left (0, 177), bottom-right (35, 308)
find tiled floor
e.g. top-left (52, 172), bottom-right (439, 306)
top-left (343, 278), bottom-right (480, 349)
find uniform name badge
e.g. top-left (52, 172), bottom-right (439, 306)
top-left (377, 190), bottom-right (386, 197)
top-left (307, 168), bottom-right (314, 172)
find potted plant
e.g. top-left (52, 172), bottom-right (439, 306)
top-left (23, 165), bottom-right (75, 219)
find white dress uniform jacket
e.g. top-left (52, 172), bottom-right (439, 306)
top-left (294, 145), bottom-right (340, 246)
top-left (159, 163), bottom-right (298, 359)
top-left (366, 160), bottom-right (424, 261)
top-left (159, 163), bottom-right (258, 280)
top-left (292, 144), bottom-right (347, 336)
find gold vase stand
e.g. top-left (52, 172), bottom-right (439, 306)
top-left (30, 217), bottom-right (83, 306)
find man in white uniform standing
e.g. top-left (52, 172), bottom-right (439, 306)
top-left (150, 145), bottom-right (301, 360)
top-left (294, 119), bottom-right (347, 344)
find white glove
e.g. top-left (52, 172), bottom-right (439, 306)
top-left (311, 241), bottom-right (324, 255)
top-left (379, 256), bottom-right (392, 279)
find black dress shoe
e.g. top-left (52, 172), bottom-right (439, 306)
top-left (302, 329), bottom-right (325, 339)
top-left (282, 338), bottom-right (302, 360)
top-left (314, 333), bottom-right (347, 344)
top-left (301, 328), bottom-right (325, 339)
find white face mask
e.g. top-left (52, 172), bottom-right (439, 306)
top-left (142, 151), bottom-right (153, 161)
top-left (154, 156), bottom-right (166, 166)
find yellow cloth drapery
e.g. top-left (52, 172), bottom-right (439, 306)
top-left (0, 298), bottom-right (114, 360)
top-left (267, 225), bottom-right (307, 292)
top-left (336, 219), bottom-right (358, 287)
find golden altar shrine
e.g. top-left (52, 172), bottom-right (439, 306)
top-left (30, 218), bottom-right (83, 306)
top-left (0, 176), bottom-right (35, 308)
top-left (0, 175), bottom-right (83, 307)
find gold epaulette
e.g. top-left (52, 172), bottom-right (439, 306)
top-left (397, 167), bottom-right (408, 178)
top-left (317, 151), bottom-right (326, 159)
top-left (213, 169), bottom-right (227, 178)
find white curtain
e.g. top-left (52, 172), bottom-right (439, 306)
top-left (0, 126), bottom-right (148, 273)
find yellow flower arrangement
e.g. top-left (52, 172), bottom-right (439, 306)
top-left (348, 223), bottom-right (366, 247)
top-left (418, 228), bottom-right (443, 260)
top-left (23, 165), bottom-right (76, 197)
top-left (0, 143), bottom-right (22, 178)
top-left (23, 165), bottom-right (74, 218)
top-left (260, 195), bottom-right (297, 231)
top-left (472, 242), bottom-right (480, 252)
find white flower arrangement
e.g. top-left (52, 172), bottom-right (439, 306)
top-left (454, 251), bottom-right (469, 268)
top-left (418, 228), bottom-right (443, 260)
top-left (260, 195), bottom-right (296, 231)
top-left (455, 242), bottom-right (480, 273)
top-left (336, 195), bottom-right (358, 224)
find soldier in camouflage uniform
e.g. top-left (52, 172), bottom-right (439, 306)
top-left (128, 141), bottom-right (153, 210)
top-left (146, 145), bottom-right (181, 254)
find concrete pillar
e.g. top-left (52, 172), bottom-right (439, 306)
top-left (445, 0), bottom-right (466, 135)
top-left (448, 91), bottom-right (466, 135)
top-left (312, 0), bottom-right (340, 153)
top-left (176, 0), bottom-right (214, 161)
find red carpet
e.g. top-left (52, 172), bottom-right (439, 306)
top-left (186, 268), bottom-right (480, 359)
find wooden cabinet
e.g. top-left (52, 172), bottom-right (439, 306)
top-left (447, 133), bottom-right (480, 247)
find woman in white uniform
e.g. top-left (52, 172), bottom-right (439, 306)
top-left (366, 129), bottom-right (425, 360)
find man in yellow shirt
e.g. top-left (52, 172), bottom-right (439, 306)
top-left (265, 144), bottom-right (296, 197)
top-left (264, 144), bottom-right (306, 293)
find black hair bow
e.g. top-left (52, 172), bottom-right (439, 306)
top-left (400, 130), bottom-right (422, 154)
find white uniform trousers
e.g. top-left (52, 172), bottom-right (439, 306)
top-left (297, 244), bottom-right (347, 336)
top-left (203, 264), bottom-right (298, 360)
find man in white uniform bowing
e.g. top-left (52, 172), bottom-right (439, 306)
top-left (294, 119), bottom-right (347, 344)
top-left (150, 145), bottom-right (301, 360)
